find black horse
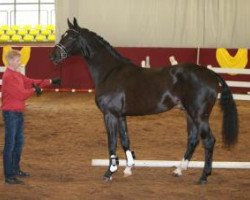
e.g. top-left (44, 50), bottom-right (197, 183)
top-left (50, 18), bottom-right (238, 184)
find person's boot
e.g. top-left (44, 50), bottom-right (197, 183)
top-left (5, 177), bottom-right (24, 185)
top-left (15, 170), bottom-right (30, 177)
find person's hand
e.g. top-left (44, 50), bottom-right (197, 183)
top-left (51, 77), bottom-right (61, 85)
top-left (32, 84), bottom-right (42, 96)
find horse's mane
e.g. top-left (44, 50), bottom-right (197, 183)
top-left (81, 28), bottom-right (133, 64)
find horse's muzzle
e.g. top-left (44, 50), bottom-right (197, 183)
top-left (49, 52), bottom-right (61, 65)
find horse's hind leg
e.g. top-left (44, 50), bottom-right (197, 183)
top-left (173, 115), bottom-right (216, 184)
top-left (118, 116), bottom-right (135, 177)
top-left (173, 115), bottom-right (199, 176)
top-left (199, 121), bottom-right (216, 184)
top-left (103, 112), bottom-right (119, 181)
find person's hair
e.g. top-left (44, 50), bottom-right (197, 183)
top-left (5, 49), bottom-right (21, 63)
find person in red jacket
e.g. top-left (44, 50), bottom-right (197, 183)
top-left (1, 49), bottom-right (61, 184)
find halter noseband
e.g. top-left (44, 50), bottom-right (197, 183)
top-left (55, 43), bottom-right (68, 59)
top-left (56, 29), bottom-right (80, 59)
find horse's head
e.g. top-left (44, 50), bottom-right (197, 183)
top-left (50, 18), bottom-right (93, 64)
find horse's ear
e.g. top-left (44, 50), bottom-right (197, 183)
top-left (67, 18), bottom-right (74, 29)
top-left (73, 17), bottom-right (80, 30)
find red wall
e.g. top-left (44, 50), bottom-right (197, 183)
top-left (0, 47), bottom-right (249, 93)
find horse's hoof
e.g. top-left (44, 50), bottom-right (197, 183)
top-left (172, 172), bottom-right (180, 177)
top-left (197, 178), bottom-right (207, 185)
top-left (123, 166), bottom-right (133, 177)
top-left (172, 168), bottom-right (182, 177)
top-left (102, 176), bottom-right (112, 182)
top-left (103, 169), bottom-right (114, 182)
top-left (123, 171), bottom-right (132, 177)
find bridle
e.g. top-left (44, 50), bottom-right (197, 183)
top-left (55, 43), bottom-right (68, 59)
top-left (55, 29), bottom-right (80, 59)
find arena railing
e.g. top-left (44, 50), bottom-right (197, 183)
top-left (207, 65), bottom-right (250, 101)
top-left (1, 59), bottom-right (250, 100)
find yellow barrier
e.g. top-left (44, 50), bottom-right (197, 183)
top-left (0, 25), bottom-right (56, 43)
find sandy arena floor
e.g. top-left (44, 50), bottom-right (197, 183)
top-left (0, 92), bottom-right (249, 200)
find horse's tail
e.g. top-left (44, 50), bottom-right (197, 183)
top-left (215, 73), bottom-right (239, 147)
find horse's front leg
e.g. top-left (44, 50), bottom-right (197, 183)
top-left (103, 112), bottom-right (119, 181)
top-left (118, 116), bottom-right (135, 177)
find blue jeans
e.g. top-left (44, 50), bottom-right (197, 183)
top-left (2, 111), bottom-right (24, 179)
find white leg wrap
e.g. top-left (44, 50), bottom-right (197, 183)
top-left (123, 150), bottom-right (135, 177)
top-left (125, 150), bottom-right (135, 167)
top-left (110, 165), bottom-right (118, 172)
top-left (109, 155), bottom-right (118, 173)
top-left (181, 159), bottom-right (189, 170)
top-left (173, 158), bottom-right (189, 176)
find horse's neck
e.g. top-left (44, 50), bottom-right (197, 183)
top-left (83, 52), bottom-right (121, 86)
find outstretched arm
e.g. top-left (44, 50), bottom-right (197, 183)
top-left (22, 75), bottom-right (51, 89)
top-left (22, 75), bottom-right (61, 89)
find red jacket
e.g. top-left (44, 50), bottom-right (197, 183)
top-left (1, 67), bottom-right (51, 112)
